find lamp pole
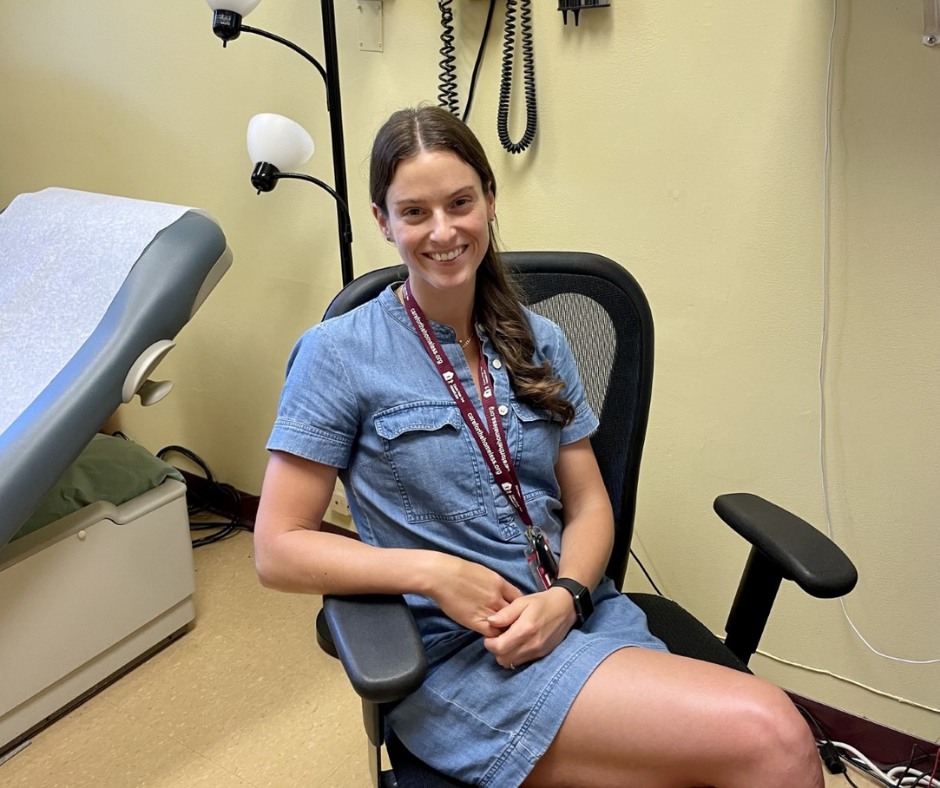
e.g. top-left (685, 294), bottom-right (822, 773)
top-left (319, 0), bottom-right (353, 287)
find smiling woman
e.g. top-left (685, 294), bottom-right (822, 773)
top-left (252, 106), bottom-right (824, 788)
top-left (372, 150), bottom-right (495, 317)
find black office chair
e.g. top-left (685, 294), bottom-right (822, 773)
top-left (314, 252), bottom-right (858, 788)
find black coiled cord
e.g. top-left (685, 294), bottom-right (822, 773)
top-left (497, 0), bottom-right (537, 154)
top-left (437, 0), bottom-right (498, 124)
top-left (438, 0), bottom-right (460, 115)
top-left (157, 444), bottom-right (248, 548)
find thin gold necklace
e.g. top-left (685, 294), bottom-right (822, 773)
top-left (397, 286), bottom-right (474, 350)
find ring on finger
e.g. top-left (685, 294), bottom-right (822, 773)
top-left (509, 662), bottom-right (516, 670)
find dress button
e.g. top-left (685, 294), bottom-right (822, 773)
top-left (492, 359), bottom-right (502, 369)
top-left (498, 405), bottom-right (508, 416)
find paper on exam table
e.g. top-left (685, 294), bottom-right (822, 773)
top-left (0, 188), bottom-right (197, 435)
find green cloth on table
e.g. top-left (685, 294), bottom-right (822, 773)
top-left (12, 434), bottom-right (184, 542)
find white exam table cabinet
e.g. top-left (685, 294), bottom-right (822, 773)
top-left (0, 189), bottom-right (232, 755)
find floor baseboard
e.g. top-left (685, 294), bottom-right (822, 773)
top-left (788, 691), bottom-right (939, 769)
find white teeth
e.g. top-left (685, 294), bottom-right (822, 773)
top-left (430, 246), bottom-right (465, 262)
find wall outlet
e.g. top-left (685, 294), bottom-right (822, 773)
top-left (329, 486), bottom-right (351, 517)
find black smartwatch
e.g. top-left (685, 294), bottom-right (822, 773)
top-left (552, 578), bottom-right (595, 627)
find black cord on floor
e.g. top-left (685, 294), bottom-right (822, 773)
top-left (793, 703), bottom-right (858, 785)
top-left (890, 745), bottom-right (923, 788)
top-left (793, 703), bottom-right (938, 788)
top-left (894, 745), bottom-right (940, 787)
top-left (842, 770), bottom-right (862, 788)
top-left (156, 445), bottom-right (252, 548)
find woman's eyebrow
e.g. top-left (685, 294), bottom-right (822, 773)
top-left (394, 185), bottom-right (477, 208)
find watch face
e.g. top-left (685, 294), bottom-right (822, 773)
top-left (575, 585), bottom-right (594, 622)
top-left (556, 578), bottom-right (593, 624)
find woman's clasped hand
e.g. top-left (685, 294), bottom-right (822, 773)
top-left (430, 553), bottom-right (522, 639)
top-left (428, 551), bottom-right (577, 667)
top-left (483, 585), bottom-right (578, 669)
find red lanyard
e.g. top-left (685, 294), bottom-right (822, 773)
top-left (400, 282), bottom-right (534, 531)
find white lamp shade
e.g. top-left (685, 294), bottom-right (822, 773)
top-left (247, 114), bottom-right (315, 171)
top-left (205, 0), bottom-right (262, 17)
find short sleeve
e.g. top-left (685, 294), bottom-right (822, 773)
top-left (548, 324), bottom-right (600, 445)
top-left (266, 325), bottom-right (360, 468)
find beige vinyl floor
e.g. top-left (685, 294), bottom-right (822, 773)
top-left (0, 529), bottom-right (879, 788)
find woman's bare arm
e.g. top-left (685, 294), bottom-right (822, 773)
top-left (552, 435), bottom-right (616, 590)
top-left (253, 451), bottom-right (521, 636)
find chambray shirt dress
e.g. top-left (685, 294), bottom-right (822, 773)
top-left (268, 285), bottom-right (667, 787)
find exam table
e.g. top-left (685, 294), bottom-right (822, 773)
top-left (0, 188), bottom-right (231, 755)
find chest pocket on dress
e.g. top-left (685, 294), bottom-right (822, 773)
top-left (510, 398), bottom-right (562, 499)
top-left (374, 402), bottom-right (488, 523)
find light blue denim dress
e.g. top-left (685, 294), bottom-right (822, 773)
top-left (268, 286), bottom-right (667, 787)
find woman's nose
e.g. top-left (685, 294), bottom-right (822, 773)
top-left (429, 211), bottom-right (456, 244)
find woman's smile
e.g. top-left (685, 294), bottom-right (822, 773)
top-left (426, 245), bottom-right (468, 263)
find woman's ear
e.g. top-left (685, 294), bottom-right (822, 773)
top-left (485, 186), bottom-right (497, 223)
top-left (372, 203), bottom-right (393, 241)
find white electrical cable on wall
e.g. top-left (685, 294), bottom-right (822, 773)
top-left (819, 0), bottom-right (940, 666)
top-left (754, 647), bottom-right (940, 714)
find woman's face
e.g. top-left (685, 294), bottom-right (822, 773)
top-left (373, 150), bottom-right (496, 297)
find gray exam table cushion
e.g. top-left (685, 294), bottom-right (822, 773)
top-left (0, 188), bottom-right (231, 550)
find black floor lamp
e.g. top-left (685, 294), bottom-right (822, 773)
top-left (204, 0), bottom-right (354, 286)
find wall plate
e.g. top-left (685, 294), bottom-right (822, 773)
top-left (358, 0), bottom-right (383, 53)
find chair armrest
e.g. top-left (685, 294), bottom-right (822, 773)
top-left (322, 594), bottom-right (428, 705)
top-left (713, 493), bottom-right (858, 665)
top-left (714, 493), bottom-right (857, 598)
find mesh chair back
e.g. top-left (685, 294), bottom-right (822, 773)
top-left (323, 252), bottom-right (654, 589)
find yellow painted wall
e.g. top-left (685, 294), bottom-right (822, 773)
top-left (1, 1), bottom-right (937, 741)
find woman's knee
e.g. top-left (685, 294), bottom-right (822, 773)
top-left (735, 683), bottom-right (822, 787)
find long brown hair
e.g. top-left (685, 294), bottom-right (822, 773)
top-left (370, 106), bottom-right (574, 424)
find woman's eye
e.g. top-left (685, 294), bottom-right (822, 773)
top-left (454, 197), bottom-right (472, 208)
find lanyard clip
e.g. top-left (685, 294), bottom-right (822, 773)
top-left (524, 526), bottom-right (559, 590)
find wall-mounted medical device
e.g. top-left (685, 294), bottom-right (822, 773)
top-left (558, 0), bottom-right (611, 27)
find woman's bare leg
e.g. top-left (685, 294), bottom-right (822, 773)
top-left (524, 647), bottom-right (823, 788)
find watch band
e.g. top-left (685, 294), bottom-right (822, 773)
top-left (552, 577), bottom-right (595, 626)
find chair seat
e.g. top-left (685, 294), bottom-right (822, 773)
top-left (627, 592), bottom-right (751, 674)
top-left (383, 593), bottom-right (749, 788)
